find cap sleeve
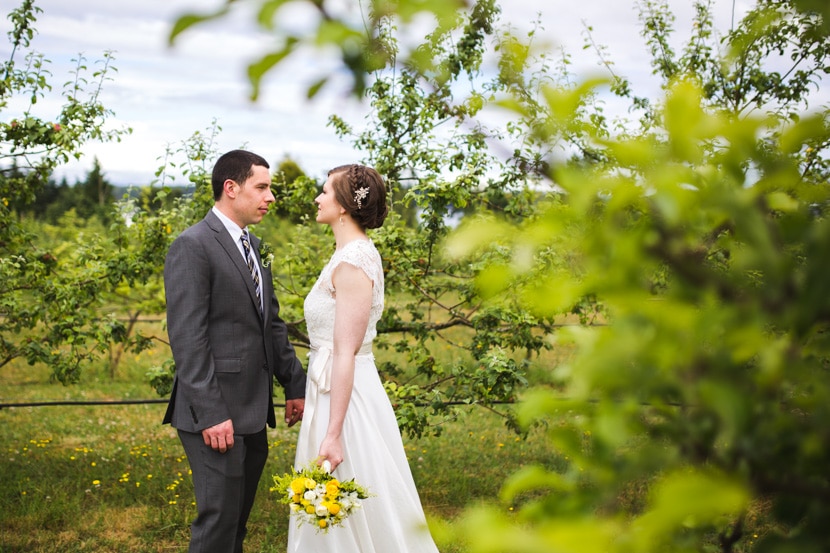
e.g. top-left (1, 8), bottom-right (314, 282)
top-left (332, 240), bottom-right (382, 286)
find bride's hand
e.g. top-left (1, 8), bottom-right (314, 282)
top-left (318, 436), bottom-right (344, 472)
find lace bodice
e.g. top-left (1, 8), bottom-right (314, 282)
top-left (304, 239), bottom-right (384, 348)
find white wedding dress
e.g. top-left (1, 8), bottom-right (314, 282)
top-left (288, 239), bottom-right (439, 553)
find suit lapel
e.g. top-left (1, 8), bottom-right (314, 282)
top-left (205, 211), bottom-right (264, 321)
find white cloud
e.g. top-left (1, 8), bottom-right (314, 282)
top-left (4, 0), bottom-right (815, 186)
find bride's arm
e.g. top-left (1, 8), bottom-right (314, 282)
top-left (318, 262), bottom-right (373, 471)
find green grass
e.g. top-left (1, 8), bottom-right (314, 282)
top-left (0, 331), bottom-right (561, 552)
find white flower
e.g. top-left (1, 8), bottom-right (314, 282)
top-left (315, 504), bottom-right (330, 517)
top-left (304, 490), bottom-right (318, 502)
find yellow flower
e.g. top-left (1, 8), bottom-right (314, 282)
top-left (318, 519), bottom-right (328, 529)
top-left (325, 480), bottom-right (340, 495)
top-left (290, 478), bottom-right (306, 494)
top-left (326, 501), bottom-right (341, 515)
top-left (305, 504), bottom-right (316, 514)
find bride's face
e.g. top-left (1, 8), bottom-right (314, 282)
top-left (314, 177), bottom-right (344, 226)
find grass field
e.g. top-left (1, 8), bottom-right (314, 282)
top-left (0, 323), bottom-right (562, 552)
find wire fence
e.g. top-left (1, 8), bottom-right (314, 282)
top-left (0, 398), bottom-right (519, 409)
top-left (0, 398), bottom-right (169, 409)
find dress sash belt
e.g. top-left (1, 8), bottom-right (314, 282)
top-left (303, 341), bottom-right (374, 441)
top-left (308, 341), bottom-right (373, 394)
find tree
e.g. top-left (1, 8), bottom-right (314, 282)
top-left (171, 0), bottom-right (830, 551)
top-left (270, 155), bottom-right (316, 223)
top-left (0, 0), bottom-right (139, 383)
top-left (323, 1), bottom-right (558, 436)
top-left (73, 157), bottom-right (115, 220)
top-left (168, 0), bottom-right (558, 438)
top-left (446, 2), bottom-right (830, 552)
top-left (168, 0), bottom-right (470, 100)
top-left (37, 158), bottom-right (116, 223)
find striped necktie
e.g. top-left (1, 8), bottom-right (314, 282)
top-left (240, 231), bottom-right (262, 312)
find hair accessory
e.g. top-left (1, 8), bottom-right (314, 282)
top-left (353, 186), bottom-right (369, 210)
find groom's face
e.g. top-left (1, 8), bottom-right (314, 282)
top-left (231, 164), bottom-right (275, 227)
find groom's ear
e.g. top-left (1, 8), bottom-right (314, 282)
top-left (224, 179), bottom-right (238, 199)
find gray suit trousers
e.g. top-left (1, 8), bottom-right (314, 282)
top-left (178, 428), bottom-right (269, 553)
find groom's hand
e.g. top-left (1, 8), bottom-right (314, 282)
top-left (202, 419), bottom-right (234, 453)
top-left (285, 398), bottom-right (305, 427)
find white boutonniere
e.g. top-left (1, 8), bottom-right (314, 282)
top-left (259, 241), bottom-right (274, 268)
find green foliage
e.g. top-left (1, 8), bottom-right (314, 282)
top-left (0, 0), bottom-right (137, 382)
top-left (632, 0), bottom-right (830, 121)
top-left (1, 1), bottom-right (130, 205)
top-left (160, 9), bottom-right (830, 550)
top-left (324, 1), bottom-right (565, 437)
top-left (165, 1), bottom-right (559, 440)
top-left (447, 6), bottom-right (830, 549)
top-left (0, 3), bottom-right (225, 384)
top-left (5, 0), bottom-right (830, 551)
top-left (270, 157), bottom-right (316, 223)
top-left (168, 0), bottom-right (469, 100)
top-left (28, 157), bottom-right (118, 223)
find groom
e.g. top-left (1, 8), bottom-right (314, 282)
top-left (163, 149), bottom-right (306, 552)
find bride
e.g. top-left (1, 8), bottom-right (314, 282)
top-left (288, 164), bottom-right (439, 553)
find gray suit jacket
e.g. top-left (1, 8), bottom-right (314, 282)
top-left (162, 210), bottom-right (306, 434)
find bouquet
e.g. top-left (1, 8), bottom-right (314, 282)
top-left (271, 460), bottom-right (370, 533)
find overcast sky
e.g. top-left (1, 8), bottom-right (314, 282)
top-left (4, 0), bottom-right (752, 186)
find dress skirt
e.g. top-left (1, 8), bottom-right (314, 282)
top-left (287, 351), bottom-right (439, 553)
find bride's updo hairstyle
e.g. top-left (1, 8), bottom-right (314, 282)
top-left (328, 164), bottom-right (389, 230)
